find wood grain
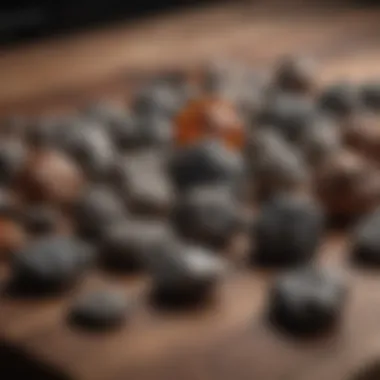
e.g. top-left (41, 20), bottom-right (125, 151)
top-left (1, 233), bottom-right (380, 380)
top-left (0, 2), bottom-right (378, 114)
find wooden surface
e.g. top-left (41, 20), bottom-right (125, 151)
top-left (0, 2), bottom-right (379, 114)
top-left (1, 2), bottom-right (380, 380)
top-left (2, 233), bottom-right (380, 380)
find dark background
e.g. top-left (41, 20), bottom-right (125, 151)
top-left (1, 0), bottom-right (379, 46)
top-left (0, 0), bottom-right (220, 45)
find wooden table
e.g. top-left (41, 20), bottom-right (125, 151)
top-left (1, 2), bottom-right (380, 380)
top-left (2, 233), bottom-right (380, 380)
top-left (0, 1), bottom-right (379, 114)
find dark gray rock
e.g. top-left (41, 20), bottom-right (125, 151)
top-left (69, 288), bottom-right (129, 330)
top-left (170, 140), bottom-right (244, 193)
top-left (149, 243), bottom-right (227, 309)
top-left (268, 266), bottom-right (347, 336)
top-left (74, 186), bottom-right (127, 240)
top-left (100, 219), bottom-right (173, 272)
top-left (318, 82), bottom-right (362, 118)
top-left (11, 235), bottom-right (93, 294)
top-left (352, 208), bottom-right (380, 266)
top-left (172, 185), bottom-right (242, 249)
top-left (252, 193), bottom-right (324, 267)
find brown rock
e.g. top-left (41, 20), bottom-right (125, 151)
top-left (343, 113), bottom-right (380, 163)
top-left (175, 97), bottom-right (245, 151)
top-left (273, 56), bottom-right (317, 95)
top-left (17, 149), bottom-right (85, 206)
top-left (315, 150), bottom-right (380, 219)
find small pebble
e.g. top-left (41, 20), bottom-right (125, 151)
top-left (0, 219), bottom-right (26, 262)
top-left (315, 150), bottom-right (380, 220)
top-left (83, 102), bottom-right (139, 151)
top-left (268, 266), bottom-right (348, 336)
top-left (136, 114), bottom-right (173, 148)
top-left (319, 82), bottom-right (362, 118)
top-left (11, 235), bottom-right (93, 294)
top-left (169, 139), bottom-right (244, 193)
top-left (74, 186), bottom-right (127, 240)
top-left (252, 192), bottom-right (324, 267)
top-left (361, 81), bottom-right (380, 111)
top-left (57, 120), bottom-right (115, 180)
top-left (17, 149), bottom-right (85, 206)
top-left (99, 220), bottom-right (172, 272)
top-left (273, 56), bottom-right (316, 94)
top-left (248, 129), bottom-right (309, 200)
top-left (0, 139), bottom-right (27, 186)
top-left (172, 185), bottom-right (242, 249)
top-left (150, 243), bottom-right (227, 309)
top-left (343, 113), bottom-right (380, 163)
top-left (132, 81), bottom-right (183, 118)
top-left (257, 93), bottom-right (316, 144)
top-left (299, 115), bottom-right (341, 167)
top-left (351, 207), bottom-right (380, 266)
top-left (69, 288), bottom-right (129, 330)
top-left (111, 150), bottom-right (174, 216)
top-left (175, 96), bottom-right (245, 150)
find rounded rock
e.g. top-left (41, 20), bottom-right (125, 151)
top-left (299, 115), bottom-right (341, 168)
top-left (111, 150), bottom-right (174, 216)
top-left (273, 56), bottom-right (317, 95)
top-left (172, 185), bottom-right (242, 249)
top-left (318, 82), bottom-right (362, 118)
top-left (136, 114), bottom-right (173, 148)
top-left (248, 129), bottom-right (309, 200)
top-left (132, 81), bottom-right (183, 118)
top-left (257, 93), bottom-right (316, 144)
top-left (17, 149), bottom-right (85, 206)
top-left (11, 235), bottom-right (93, 293)
top-left (69, 288), bottom-right (129, 330)
top-left (268, 266), bottom-right (347, 336)
top-left (343, 113), bottom-right (380, 163)
top-left (351, 208), bottom-right (380, 266)
top-left (74, 186), bottom-right (127, 240)
top-left (361, 81), bottom-right (380, 111)
top-left (99, 220), bottom-right (172, 272)
top-left (169, 139), bottom-right (244, 193)
top-left (0, 138), bottom-right (27, 186)
top-left (57, 120), bottom-right (115, 180)
top-left (0, 219), bottom-right (26, 262)
top-left (315, 150), bottom-right (380, 220)
top-left (252, 192), bottom-right (324, 267)
top-left (83, 102), bottom-right (139, 151)
top-left (175, 97), bottom-right (245, 151)
top-left (150, 243), bottom-right (227, 309)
